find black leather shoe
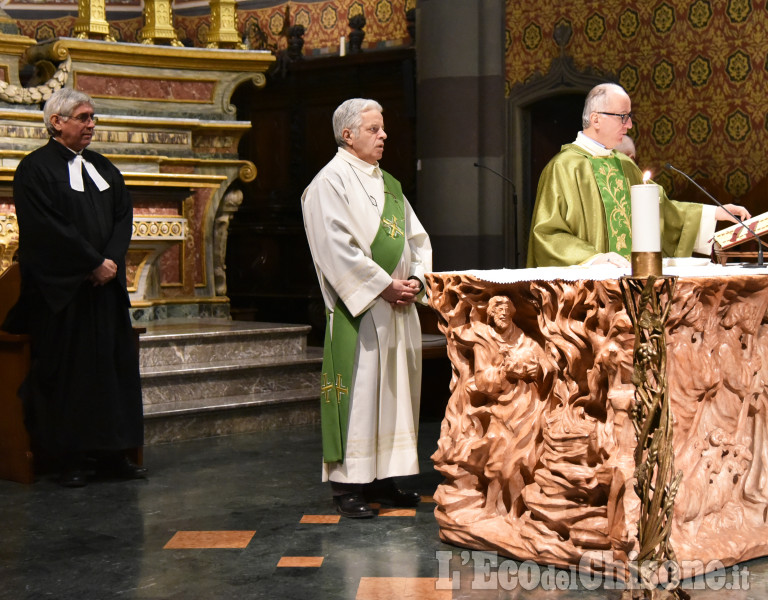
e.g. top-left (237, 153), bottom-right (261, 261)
top-left (364, 484), bottom-right (421, 507)
top-left (333, 493), bottom-right (376, 518)
top-left (59, 469), bottom-right (88, 488)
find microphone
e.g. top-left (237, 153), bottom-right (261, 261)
top-left (474, 162), bottom-right (520, 268)
top-left (474, 162), bottom-right (517, 192)
top-left (665, 163), bottom-right (764, 268)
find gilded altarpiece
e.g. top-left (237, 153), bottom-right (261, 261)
top-left (0, 34), bottom-right (274, 322)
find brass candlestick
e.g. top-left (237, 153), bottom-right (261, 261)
top-left (620, 275), bottom-right (687, 599)
top-left (631, 251), bottom-right (662, 277)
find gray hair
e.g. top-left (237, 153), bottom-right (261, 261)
top-left (614, 134), bottom-right (636, 159)
top-left (332, 98), bottom-right (383, 147)
top-left (43, 88), bottom-right (94, 137)
top-left (582, 83), bottom-right (627, 129)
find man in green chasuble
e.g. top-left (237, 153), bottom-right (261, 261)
top-left (302, 99), bottom-right (432, 519)
top-left (527, 83), bottom-right (750, 268)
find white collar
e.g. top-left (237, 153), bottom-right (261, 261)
top-left (573, 131), bottom-right (613, 157)
top-left (336, 147), bottom-right (381, 177)
top-left (58, 144), bottom-right (110, 192)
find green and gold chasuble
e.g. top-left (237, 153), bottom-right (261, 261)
top-left (527, 145), bottom-right (703, 267)
top-left (320, 170), bottom-right (405, 463)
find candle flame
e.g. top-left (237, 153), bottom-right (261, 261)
top-left (643, 170), bottom-right (651, 184)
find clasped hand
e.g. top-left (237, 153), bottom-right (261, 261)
top-left (381, 278), bottom-right (420, 306)
top-left (89, 258), bottom-right (117, 286)
top-left (592, 252), bottom-right (630, 268)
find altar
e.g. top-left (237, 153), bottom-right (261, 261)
top-left (427, 263), bottom-right (768, 580)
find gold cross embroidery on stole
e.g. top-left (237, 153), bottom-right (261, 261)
top-left (334, 374), bottom-right (348, 405)
top-left (382, 215), bottom-right (403, 239)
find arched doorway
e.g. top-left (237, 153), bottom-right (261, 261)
top-left (506, 56), bottom-right (609, 266)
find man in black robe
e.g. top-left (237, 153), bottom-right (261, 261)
top-left (2, 88), bottom-right (145, 487)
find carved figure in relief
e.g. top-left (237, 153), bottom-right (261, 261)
top-left (462, 295), bottom-right (551, 398)
top-left (744, 323), bottom-right (768, 504)
top-left (444, 295), bottom-right (556, 518)
top-left (675, 428), bottom-right (752, 536)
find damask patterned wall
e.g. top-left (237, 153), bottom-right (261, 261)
top-left (506, 0), bottom-right (768, 201)
top-left (8, 0), bottom-right (414, 53)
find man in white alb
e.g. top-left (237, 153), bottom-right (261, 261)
top-left (302, 98), bottom-right (433, 518)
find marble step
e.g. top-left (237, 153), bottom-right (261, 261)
top-left (137, 319), bottom-right (323, 444)
top-left (139, 319), bottom-right (311, 369)
top-left (140, 352), bottom-right (323, 407)
top-left (143, 389), bottom-right (321, 445)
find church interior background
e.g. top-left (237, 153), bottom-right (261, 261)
top-left (2, 1), bottom-right (768, 598)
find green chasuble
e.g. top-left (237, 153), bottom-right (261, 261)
top-left (527, 144), bottom-right (704, 267)
top-left (320, 170), bottom-right (405, 463)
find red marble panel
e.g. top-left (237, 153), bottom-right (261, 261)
top-left (75, 74), bottom-right (217, 103)
top-left (158, 243), bottom-right (182, 288)
top-left (132, 198), bottom-right (180, 216)
top-left (131, 206), bottom-right (179, 216)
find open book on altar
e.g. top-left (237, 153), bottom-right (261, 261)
top-left (713, 210), bottom-right (768, 250)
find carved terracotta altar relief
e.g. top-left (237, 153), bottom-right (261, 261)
top-left (427, 271), bottom-right (768, 578)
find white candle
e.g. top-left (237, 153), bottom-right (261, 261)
top-left (340, 36), bottom-right (346, 56)
top-left (630, 182), bottom-right (661, 252)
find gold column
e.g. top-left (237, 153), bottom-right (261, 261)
top-left (205, 0), bottom-right (245, 49)
top-left (73, 0), bottom-right (116, 42)
top-left (139, 0), bottom-right (183, 47)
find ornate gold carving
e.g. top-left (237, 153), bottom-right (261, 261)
top-left (0, 56), bottom-right (70, 105)
top-left (27, 38), bottom-right (275, 73)
top-left (205, 0), bottom-right (246, 49)
top-left (0, 32), bottom-right (36, 57)
top-left (73, 0), bottom-right (116, 42)
top-left (251, 73), bottom-right (267, 89)
top-left (139, 0), bottom-right (184, 47)
top-left (128, 217), bottom-right (187, 299)
top-left (131, 216), bottom-right (187, 241)
top-left (123, 173), bottom-right (227, 188)
top-left (0, 212), bottom-right (19, 276)
top-left (238, 161), bottom-right (257, 182)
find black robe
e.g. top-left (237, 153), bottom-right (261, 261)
top-left (2, 138), bottom-right (143, 454)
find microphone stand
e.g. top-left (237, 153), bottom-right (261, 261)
top-left (665, 163), bottom-right (765, 268)
top-left (474, 162), bottom-right (519, 268)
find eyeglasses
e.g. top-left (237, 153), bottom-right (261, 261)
top-left (61, 113), bottom-right (99, 125)
top-left (597, 111), bottom-right (633, 124)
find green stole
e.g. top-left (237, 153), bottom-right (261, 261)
top-left (320, 170), bottom-right (405, 463)
top-left (587, 153), bottom-right (632, 258)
